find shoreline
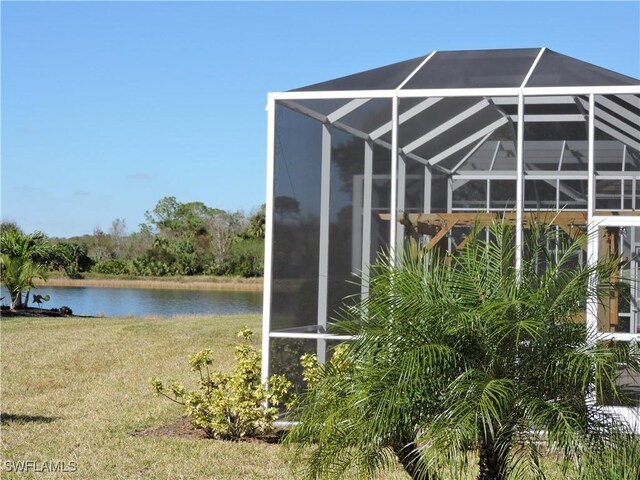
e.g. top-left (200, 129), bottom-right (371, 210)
top-left (34, 276), bottom-right (263, 292)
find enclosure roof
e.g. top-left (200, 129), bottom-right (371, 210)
top-left (292, 48), bottom-right (640, 92)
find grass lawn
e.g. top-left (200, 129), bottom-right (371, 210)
top-left (1, 314), bottom-right (292, 479)
top-left (1, 314), bottom-right (575, 479)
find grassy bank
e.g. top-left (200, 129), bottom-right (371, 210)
top-left (34, 273), bottom-right (263, 292)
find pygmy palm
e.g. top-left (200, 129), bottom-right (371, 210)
top-left (286, 220), bottom-right (640, 480)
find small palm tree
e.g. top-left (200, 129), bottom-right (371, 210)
top-left (1, 229), bottom-right (55, 310)
top-left (286, 219), bottom-right (640, 480)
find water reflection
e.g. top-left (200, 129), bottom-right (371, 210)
top-left (0, 286), bottom-right (262, 317)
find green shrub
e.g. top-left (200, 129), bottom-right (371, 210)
top-left (91, 258), bottom-right (133, 275)
top-left (202, 238), bottom-right (264, 278)
top-left (299, 344), bottom-right (349, 389)
top-left (150, 327), bottom-right (292, 440)
top-left (226, 238), bottom-right (264, 277)
top-left (132, 237), bottom-right (199, 276)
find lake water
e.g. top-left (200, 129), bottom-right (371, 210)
top-left (0, 285), bottom-right (263, 317)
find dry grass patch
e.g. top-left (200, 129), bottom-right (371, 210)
top-left (35, 274), bottom-right (263, 291)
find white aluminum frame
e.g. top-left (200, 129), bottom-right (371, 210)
top-left (316, 123), bottom-right (332, 363)
top-left (587, 94), bottom-right (599, 339)
top-left (268, 85), bottom-right (640, 102)
top-left (403, 99), bottom-right (490, 154)
top-left (390, 93), bottom-right (399, 254)
top-left (516, 92), bottom-right (525, 273)
top-left (261, 95), bottom-right (276, 384)
top-left (361, 141), bottom-right (374, 298)
top-left (429, 117), bottom-right (509, 166)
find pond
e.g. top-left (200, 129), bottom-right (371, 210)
top-left (0, 285), bottom-right (263, 318)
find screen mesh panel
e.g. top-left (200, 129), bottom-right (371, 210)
top-left (403, 48), bottom-right (540, 89)
top-left (292, 55), bottom-right (429, 92)
top-left (527, 50), bottom-right (640, 87)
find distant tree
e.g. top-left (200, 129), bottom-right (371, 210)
top-left (142, 197), bottom-right (224, 238)
top-left (109, 218), bottom-right (128, 258)
top-left (142, 196), bottom-right (181, 235)
top-left (89, 226), bottom-right (114, 261)
top-left (127, 230), bottom-right (154, 258)
top-left (246, 205), bottom-right (266, 239)
top-left (44, 197), bottom-right (265, 279)
top-left (139, 197), bottom-right (250, 275)
top-left (205, 211), bottom-right (246, 272)
top-left (110, 218), bottom-right (127, 238)
top-left (1, 229), bottom-right (55, 310)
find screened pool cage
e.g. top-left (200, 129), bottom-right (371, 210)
top-left (261, 48), bottom-right (640, 424)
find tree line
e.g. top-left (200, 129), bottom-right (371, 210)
top-left (1, 197), bottom-right (265, 306)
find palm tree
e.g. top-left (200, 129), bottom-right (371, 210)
top-left (286, 219), bottom-right (640, 480)
top-left (1, 229), bottom-right (55, 310)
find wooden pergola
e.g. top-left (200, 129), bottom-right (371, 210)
top-left (393, 211), bottom-right (590, 251)
top-left (382, 211), bottom-right (640, 332)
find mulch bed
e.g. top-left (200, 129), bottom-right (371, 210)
top-left (131, 417), bottom-right (284, 444)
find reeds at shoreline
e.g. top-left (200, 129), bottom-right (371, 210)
top-left (33, 275), bottom-right (263, 292)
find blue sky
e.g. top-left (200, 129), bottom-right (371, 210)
top-left (2, 1), bottom-right (639, 237)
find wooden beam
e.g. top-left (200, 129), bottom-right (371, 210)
top-left (379, 212), bottom-right (639, 256)
top-left (386, 211), bottom-right (591, 228)
top-left (605, 228), bottom-right (619, 332)
top-left (425, 220), bottom-right (458, 250)
top-left (454, 230), bottom-right (476, 251)
top-left (382, 211), bottom-right (639, 228)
